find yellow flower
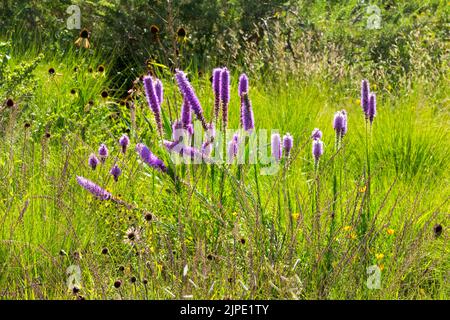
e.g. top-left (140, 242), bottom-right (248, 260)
top-left (375, 253), bottom-right (384, 260)
top-left (343, 225), bottom-right (352, 231)
top-left (232, 211), bottom-right (238, 217)
top-left (387, 228), bottom-right (395, 235)
top-left (292, 213), bottom-right (300, 221)
top-left (372, 84), bottom-right (377, 90)
top-left (355, 98), bottom-right (361, 105)
top-left (347, 232), bottom-right (357, 240)
top-left (378, 264), bottom-right (384, 271)
top-left (359, 185), bottom-right (367, 193)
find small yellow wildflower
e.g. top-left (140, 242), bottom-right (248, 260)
top-left (378, 264), bottom-right (384, 271)
top-left (359, 185), bottom-right (367, 193)
top-left (387, 228), bottom-right (395, 235)
top-left (375, 253), bottom-right (384, 260)
top-left (292, 213), bottom-right (300, 221)
top-left (232, 211), bottom-right (238, 217)
top-left (347, 232), bottom-right (357, 240)
top-left (344, 225), bottom-right (352, 231)
top-left (356, 98), bottom-right (361, 105)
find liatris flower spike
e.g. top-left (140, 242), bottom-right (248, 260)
top-left (242, 93), bottom-right (255, 132)
top-left (76, 176), bottom-right (111, 200)
top-left (283, 133), bottom-right (293, 158)
top-left (220, 68), bottom-right (230, 128)
top-left (136, 143), bottom-right (167, 172)
top-left (361, 79), bottom-right (370, 118)
top-left (333, 111), bottom-right (346, 138)
top-left (212, 68), bottom-right (222, 121)
top-left (110, 164), bottom-right (122, 182)
top-left (311, 128), bottom-right (322, 140)
top-left (98, 144), bottom-right (109, 163)
top-left (312, 139), bottom-right (324, 161)
top-left (368, 93), bottom-right (376, 124)
top-left (181, 98), bottom-right (192, 129)
top-left (271, 133), bottom-right (282, 162)
top-left (175, 69), bottom-right (208, 130)
top-left (119, 134), bottom-right (129, 154)
top-left (88, 153), bottom-right (99, 170)
top-left (143, 75), bottom-right (163, 135)
top-left (238, 73), bottom-right (248, 97)
top-left (154, 79), bottom-right (163, 105)
top-left (341, 109), bottom-right (348, 136)
top-left (227, 134), bottom-right (239, 162)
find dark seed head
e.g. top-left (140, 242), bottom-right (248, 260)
top-left (127, 232), bottom-right (135, 241)
top-left (240, 238), bottom-right (246, 245)
top-left (48, 67), bottom-right (55, 75)
top-left (144, 212), bottom-right (153, 222)
top-left (73, 66), bottom-right (79, 72)
top-left (207, 254), bottom-right (213, 261)
top-left (143, 278), bottom-right (148, 285)
top-left (88, 100), bottom-right (94, 106)
top-left (101, 248), bottom-right (108, 255)
top-left (433, 224), bottom-right (443, 237)
top-left (45, 133), bottom-right (51, 138)
top-left (101, 91), bottom-right (108, 98)
top-left (150, 25), bottom-right (160, 34)
top-left (24, 122), bottom-right (31, 128)
top-left (88, 67), bottom-right (93, 73)
top-left (113, 280), bottom-right (122, 288)
top-left (177, 27), bottom-right (186, 38)
top-left (70, 89), bottom-right (76, 95)
top-left (72, 286), bottom-right (80, 294)
top-left (77, 295), bottom-right (85, 300)
top-left (98, 65), bottom-right (105, 73)
top-left (80, 29), bottom-right (89, 39)
top-left (130, 276), bottom-right (137, 283)
top-left (6, 98), bottom-right (14, 107)
top-left (118, 265), bottom-right (125, 272)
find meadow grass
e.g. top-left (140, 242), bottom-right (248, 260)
top-left (0, 50), bottom-right (449, 300)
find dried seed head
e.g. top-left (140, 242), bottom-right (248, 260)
top-left (113, 280), bottom-right (122, 288)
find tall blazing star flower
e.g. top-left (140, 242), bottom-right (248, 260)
top-left (242, 93), bottom-right (255, 132)
top-left (163, 140), bottom-right (205, 162)
top-left (361, 79), bottom-right (370, 118)
top-left (333, 111), bottom-right (346, 139)
top-left (88, 153), bottom-right (99, 170)
top-left (283, 133), bottom-right (293, 158)
top-left (311, 128), bottom-right (323, 140)
top-left (175, 69), bottom-right (208, 130)
top-left (212, 68), bottom-right (222, 121)
top-left (227, 134), bottom-right (239, 162)
top-left (271, 133), bottom-right (282, 162)
top-left (180, 98), bottom-right (192, 130)
top-left (220, 68), bottom-right (230, 128)
top-left (154, 79), bottom-right (163, 105)
top-left (76, 176), bottom-right (111, 200)
top-left (136, 143), bottom-right (167, 172)
top-left (110, 164), bottom-right (122, 182)
top-left (143, 75), bottom-right (163, 135)
top-left (368, 93), bottom-right (376, 124)
top-left (119, 134), bottom-right (129, 154)
top-left (239, 74), bottom-right (249, 127)
top-left (312, 139), bottom-right (324, 162)
top-left (98, 144), bottom-right (109, 163)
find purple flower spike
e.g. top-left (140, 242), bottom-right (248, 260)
top-left (271, 133), bottom-right (282, 162)
top-left (341, 110), bottom-right (348, 135)
top-left (212, 68), bottom-right (222, 121)
top-left (110, 164), bottom-right (122, 182)
top-left (312, 139), bottom-right (324, 161)
top-left (202, 140), bottom-right (213, 156)
top-left (283, 133), bottom-right (293, 158)
top-left (311, 128), bottom-right (322, 140)
top-left (333, 111), bottom-right (346, 137)
top-left (175, 69), bottom-right (208, 130)
top-left (136, 143), bottom-right (167, 172)
top-left (88, 153), bottom-right (99, 170)
top-left (154, 79), bottom-right (163, 105)
top-left (143, 75), bottom-right (163, 135)
top-left (164, 140), bottom-right (205, 162)
top-left (220, 68), bottom-right (230, 128)
top-left (238, 73), bottom-right (248, 97)
top-left (227, 134), bottom-right (239, 162)
top-left (76, 176), bottom-right (111, 200)
top-left (98, 144), bottom-right (109, 163)
top-left (181, 99), bottom-right (192, 129)
top-left (119, 134), bottom-right (129, 153)
top-left (361, 79), bottom-right (370, 118)
top-left (242, 93), bottom-right (255, 132)
top-left (368, 93), bottom-right (376, 124)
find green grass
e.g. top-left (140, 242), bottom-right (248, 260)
top-left (0, 48), bottom-right (449, 300)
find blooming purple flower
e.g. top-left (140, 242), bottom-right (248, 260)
top-left (88, 153), bottom-right (99, 170)
top-left (361, 79), bottom-right (370, 118)
top-left (283, 133), bottom-right (293, 158)
top-left (368, 93), bottom-right (376, 124)
top-left (154, 79), bottom-right (163, 105)
top-left (271, 133), bottom-right (282, 162)
top-left (333, 111), bottom-right (346, 137)
top-left (202, 140), bottom-right (213, 156)
top-left (136, 143), bottom-right (167, 172)
top-left (181, 98), bottom-right (192, 129)
top-left (175, 69), bottom-right (208, 130)
top-left (242, 93), bottom-right (255, 132)
top-left (220, 68), bottom-right (230, 128)
top-left (164, 140), bottom-right (205, 162)
top-left (110, 164), bottom-right (122, 182)
top-left (341, 110), bottom-right (348, 135)
top-left (76, 176), bottom-right (111, 200)
top-left (312, 139), bottom-right (324, 161)
top-left (311, 128), bottom-right (322, 140)
top-left (119, 134), bottom-right (129, 153)
top-left (238, 73), bottom-right (248, 97)
top-left (172, 119), bottom-right (192, 143)
top-left (227, 134), bottom-right (239, 162)
top-left (143, 75), bottom-right (163, 135)
top-left (98, 144), bottom-right (109, 163)
top-left (212, 68), bottom-right (222, 120)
